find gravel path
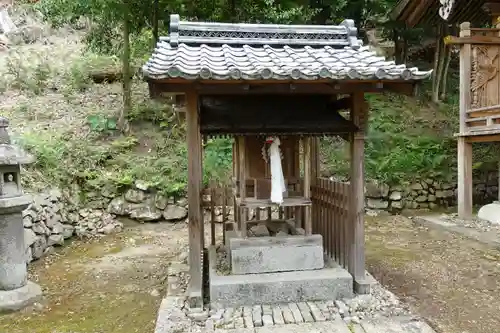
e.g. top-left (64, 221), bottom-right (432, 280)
top-left (365, 215), bottom-right (500, 333)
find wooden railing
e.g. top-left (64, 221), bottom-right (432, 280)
top-left (465, 104), bottom-right (500, 134)
top-left (311, 178), bottom-right (350, 269)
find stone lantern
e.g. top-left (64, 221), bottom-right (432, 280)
top-left (0, 117), bottom-right (42, 312)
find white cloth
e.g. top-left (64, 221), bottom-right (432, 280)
top-left (268, 137), bottom-right (286, 204)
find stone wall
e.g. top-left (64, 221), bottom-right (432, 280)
top-left (106, 182), bottom-right (188, 223)
top-left (23, 189), bottom-right (123, 264)
top-left (365, 169), bottom-right (499, 212)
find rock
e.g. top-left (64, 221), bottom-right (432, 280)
top-left (428, 195), bottom-right (436, 202)
top-left (249, 224), bottom-right (270, 237)
top-left (276, 231), bottom-right (288, 237)
top-left (124, 189), bottom-right (146, 203)
top-left (102, 223), bottom-right (122, 235)
top-left (25, 247), bottom-right (33, 263)
top-left (107, 196), bottom-right (127, 215)
top-left (177, 198), bottom-right (188, 207)
top-left (134, 180), bottom-right (150, 191)
top-left (45, 214), bottom-right (61, 228)
top-left (44, 246), bottom-right (55, 256)
top-left (389, 191), bottom-right (402, 201)
top-left (51, 222), bottom-right (65, 234)
top-left (366, 199), bottom-right (389, 209)
top-left (24, 228), bottom-right (37, 249)
top-left (415, 195), bottom-right (427, 203)
top-left (365, 181), bottom-right (389, 198)
top-left (410, 183), bottom-right (423, 191)
top-left (163, 205), bottom-right (188, 221)
top-left (32, 222), bottom-right (48, 235)
top-left (130, 206), bottom-right (162, 222)
top-left (32, 236), bottom-right (47, 259)
top-left (62, 225), bottom-right (74, 239)
top-left (23, 216), bottom-right (33, 228)
top-left (49, 188), bottom-right (62, 201)
top-left (154, 194), bottom-right (168, 210)
top-left (47, 234), bottom-right (64, 247)
top-left (391, 200), bottom-right (404, 209)
top-left (478, 203), bottom-right (500, 225)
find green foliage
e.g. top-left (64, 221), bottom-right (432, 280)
top-left (322, 93), bottom-right (457, 185)
top-left (3, 51), bottom-right (53, 95)
top-left (204, 138), bottom-right (233, 185)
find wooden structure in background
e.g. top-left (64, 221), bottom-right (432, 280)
top-left (445, 3), bottom-right (500, 218)
top-left (143, 14), bottom-right (432, 306)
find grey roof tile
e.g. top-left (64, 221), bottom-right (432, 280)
top-left (142, 14), bottom-right (432, 82)
top-left (143, 42), bottom-right (432, 81)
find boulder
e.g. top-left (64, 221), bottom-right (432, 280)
top-left (24, 228), bottom-right (37, 249)
top-left (47, 234), bottom-right (64, 247)
top-left (366, 199), bottom-right (389, 210)
top-left (163, 205), bottom-right (188, 221)
top-left (389, 191), bottom-right (402, 201)
top-left (478, 203), bottom-right (500, 225)
top-left (124, 189), bottom-right (146, 203)
top-left (32, 236), bottom-right (47, 259)
top-left (130, 206), bottom-right (162, 222)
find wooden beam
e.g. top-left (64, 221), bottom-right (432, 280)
top-left (147, 80), bottom-right (418, 96)
top-left (457, 137), bottom-right (473, 219)
top-left (444, 35), bottom-right (500, 45)
top-left (349, 91), bottom-right (368, 294)
top-left (186, 91), bottom-right (203, 307)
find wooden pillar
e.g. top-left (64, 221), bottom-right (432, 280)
top-left (457, 22), bottom-right (473, 219)
top-left (303, 137), bottom-right (312, 235)
top-left (349, 92), bottom-right (369, 294)
top-left (238, 136), bottom-right (247, 234)
top-left (458, 137), bottom-right (473, 218)
top-left (186, 91), bottom-right (203, 307)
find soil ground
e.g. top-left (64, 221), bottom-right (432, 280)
top-left (1, 215), bottom-right (499, 333)
top-left (365, 215), bottom-right (500, 333)
top-left (0, 219), bottom-right (193, 333)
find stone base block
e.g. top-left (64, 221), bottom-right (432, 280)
top-left (228, 234), bottom-right (324, 274)
top-left (0, 281), bottom-right (42, 313)
top-left (208, 246), bottom-right (352, 307)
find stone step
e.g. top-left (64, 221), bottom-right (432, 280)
top-left (209, 246), bottom-right (353, 308)
top-left (228, 233), bottom-right (325, 275)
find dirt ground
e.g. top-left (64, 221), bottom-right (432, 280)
top-left (365, 214), bottom-right (500, 333)
top-left (0, 219), bottom-right (192, 333)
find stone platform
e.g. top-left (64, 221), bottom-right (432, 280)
top-left (226, 232), bottom-right (324, 274)
top-left (208, 246), bottom-right (352, 307)
top-left (0, 281), bottom-right (42, 313)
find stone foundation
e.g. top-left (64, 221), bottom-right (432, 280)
top-left (227, 232), bottom-right (324, 274)
top-left (208, 246), bottom-right (353, 308)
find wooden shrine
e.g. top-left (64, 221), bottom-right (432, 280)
top-left (143, 14), bottom-right (432, 306)
top-left (443, 2), bottom-right (500, 218)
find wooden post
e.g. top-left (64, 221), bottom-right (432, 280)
top-left (186, 91), bottom-right (203, 306)
top-left (349, 91), bottom-right (369, 294)
top-left (457, 22), bottom-right (473, 218)
top-left (459, 22), bottom-right (471, 134)
top-left (458, 137), bottom-right (473, 218)
top-left (238, 136), bottom-right (247, 235)
top-left (303, 137), bottom-right (312, 235)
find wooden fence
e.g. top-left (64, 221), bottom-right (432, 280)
top-left (203, 178), bottom-right (351, 270)
top-left (311, 178), bottom-right (350, 269)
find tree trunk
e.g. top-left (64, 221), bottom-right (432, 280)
top-left (432, 24), bottom-right (445, 103)
top-left (152, 0), bottom-right (159, 48)
top-left (393, 28), bottom-right (402, 64)
top-left (440, 44), bottom-right (452, 101)
top-left (119, 2), bottom-right (131, 133)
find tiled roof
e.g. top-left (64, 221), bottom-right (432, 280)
top-left (143, 14), bottom-right (432, 82)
